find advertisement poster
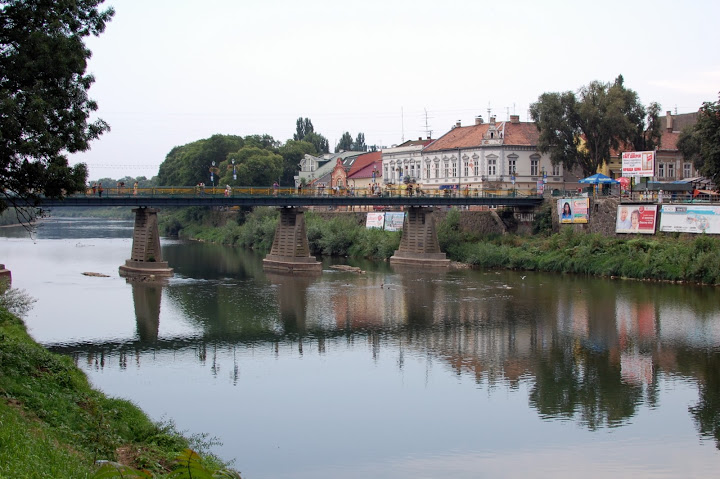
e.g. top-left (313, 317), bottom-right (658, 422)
top-left (622, 151), bottom-right (655, 177)
top-left (659, 205), bottom-right (720, 234)
top-left (365, 212), bottom-right (385, 229)
top-left (616, 205), bottom-right (657, 234)
top-left (384, 212), bottom-right (406, 232)
top-left (557, 198), bottom-right (589, 224)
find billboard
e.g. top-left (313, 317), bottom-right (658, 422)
top-left (616, 205), bottom-right (657, 234)
top-left (558, 198), bottom-right (589, 224)
top-left (384, 212), bottom-right (405, 232)
top-left (659, 205), bottom-right (720, 234)
top-left (622, 151), bottom-right (655, 178)
top-left (366, 212), bottom-right (385, 229)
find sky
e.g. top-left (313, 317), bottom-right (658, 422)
top-left (70, 0), bottom-right (720, 182)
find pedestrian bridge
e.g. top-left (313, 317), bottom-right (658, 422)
top-left (38, 187), bottom-right (544, 275)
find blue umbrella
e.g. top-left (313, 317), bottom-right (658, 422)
top-left (578, 173), bottom-right (619, 184)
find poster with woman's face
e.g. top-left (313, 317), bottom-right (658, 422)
top-left (557, 198), bottom-right (589, 224)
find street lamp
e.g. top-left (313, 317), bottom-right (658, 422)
top-left (210, 161), bottom-right (215, 188)
top-left (232, 159), bottom-right (236, 181)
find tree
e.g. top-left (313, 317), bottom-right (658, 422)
top-left (354, 133), bottom-right (367, 152)
top-left (219, 147), bottom-right (283, 186)
top-left (157, 134), bottom-right (244, 186)
top-left (278, 140), bottom-right (316, 185)
top-left (303, 131), bottom-right (329, 154)
top-left (1, 0), bottom-right (114, 218)
top-left (336, 132), bottom-right (354, 152)
top-left (530, 75), bottom-right (658, 177)
top-left (678, 94), bottom-right (720, 187)
top-left (293, 117), bottom-right (314, 141)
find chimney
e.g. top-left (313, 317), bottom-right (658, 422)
top-left (510, 115), bottom-right (520, 124)
top-left (418, 137), bottom-right (422, 141)
top-left (490, 116), bottom-right (496, 125)
top-left (455, 120), bottom-right (461, 128)
top-left (666, 111), bottom-right (673, 132)
top-left (475, 116), bottom-right (484, 125)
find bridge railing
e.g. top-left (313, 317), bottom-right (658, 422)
top-left (80, 186), bottom-right (541, 199)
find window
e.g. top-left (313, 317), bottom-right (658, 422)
top-left (531, 160), bottom-right (538, 176)
top-left (667, 163), bottom-right (675, 178)
top-left (434, 163), bottom-right (439, 179)
top-left (488, 159), bottom-right (496, 176)
top-left (425, 164), bottom-right (430, 179)
top-left (410, 164), bottom-right (415, 178)
top-left (443, 163), bottom-right (449, 178)
top-left (452, 162), bottom-right (457, 178)
top-left (463, 161), bottom-right (468, 177)
top-left (508, 159), bottom-right (516, 174)
top-left (658, 163), bottom-right (665, 178)
top-left (474, 164), bottom-right (479, 176)
top-left (684, 163), bottom-right (692, 178)
top-left (552, 164), bottom-right (560, 176)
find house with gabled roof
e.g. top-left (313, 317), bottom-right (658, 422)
top-left (419, 115), bottom-right (566, 193)
top-left (381, 138), bottom-right (434, 185)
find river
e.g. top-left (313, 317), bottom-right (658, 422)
top-left (2, 217), bottom-right (720, 478)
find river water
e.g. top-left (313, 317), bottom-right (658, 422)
top-left (2, 217), bottom-right (720, 478)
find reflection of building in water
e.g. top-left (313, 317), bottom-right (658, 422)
top-left (266, 271), bottom-right (320, 336)
top-left (130, 279), bottom-right (164, 342)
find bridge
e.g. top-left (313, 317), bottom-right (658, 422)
top-left (38, 187), bottom-right (544, 275)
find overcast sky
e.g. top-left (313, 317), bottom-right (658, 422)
top-left (71, 0), bottom-right (720, 181)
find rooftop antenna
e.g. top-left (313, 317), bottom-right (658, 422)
top-left (401, 107), bottom-right (405, 143)
top-left (487, 103), bottom-right (492, 121)
top-left (424, 108), bottom-right (433, 138)
top-left (506, 107), bottom-right (510, 120)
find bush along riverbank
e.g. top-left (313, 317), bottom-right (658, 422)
top-left (0, 286), bottom-right (241, 478)
top-left (160, 206), bottom-right (720, 286)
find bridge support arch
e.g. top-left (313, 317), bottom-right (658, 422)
top-left (263, 207), bottom-right (322, 273)
top-left (119, 207), bottom-right (173, 278)
top-left (390, 206), bottom-right (450, 267)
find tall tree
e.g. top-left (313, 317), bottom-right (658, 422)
top-left (278, 140), bottom-right (316, 185)
top-left (0, 0), bottom-right (114, 217)
top-left (303, 131), bottom-right (329, 154)
top-left (354, 132), bottom-right (367, 152)
top-left (293, 117), bottom-right (314, 141)
top-left (530, 75), bottom-right (656, 176)
top-left (335, 132), bottom-right (354, 152)
top-left (678, 94), bottom-right (720, 186)
top-left (157, 134), bottom-right (244, 186)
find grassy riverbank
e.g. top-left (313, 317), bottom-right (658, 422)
top-left (0, 287), bottom-right (240, 477)
top-left (162, 206), bottom-right (720, 285)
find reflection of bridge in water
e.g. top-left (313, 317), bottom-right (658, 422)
top-left (40, 190), bottom-right (543, 274)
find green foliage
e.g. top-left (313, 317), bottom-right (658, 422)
top-left (530, 75), bottom-right (660, 176)
top-left (157, 135), bottom-right (244, 186)
top-left (335, 132), bottom-right (354, 152)
top-left (347, 226), bottom-right (401, 260)
top-left (278, 140), bottom-right (316, 185)
top-left (532, 202), bottom-right (553, 235)
top-left (0, 0), bottom-right (115, 215)
top-left (221, 147), bottom-right (283, 186)
top-left (307, 215), bottom-right (359, 256)
top-left (0, 284), bottom-right (36, 317)
top-left (678, 94), bottom-right (720, 187)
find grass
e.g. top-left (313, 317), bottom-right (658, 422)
top-left (0, 295), bottom-right (239, 478)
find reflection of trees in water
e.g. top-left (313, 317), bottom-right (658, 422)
top-left (528, 340), bottom-right (644, 430)
top-left (679, 348), bottom-right (720, 448)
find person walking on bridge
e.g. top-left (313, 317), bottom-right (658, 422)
top-left (98, 183), bottom-right (103, 198)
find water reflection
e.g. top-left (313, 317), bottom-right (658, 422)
top-left (38, 241), bottom-right (720, 451)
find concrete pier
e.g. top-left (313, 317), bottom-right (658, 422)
top-left (119, 207), bottom-right (173, 278)
top-left (390, 206), bottom-right (450, 267)
top-left (263, 207), bottom-right (322, 273)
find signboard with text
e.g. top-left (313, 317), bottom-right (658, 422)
top-left (659, 205), bottom-right (720, 234)
top-left (366, 212), bottom-right (385, 229)
top-left (558, 198), bottom-right (589, 224)
top-left (384, 212), bottom-right (405, 232)
top-left (622, 151), bottom-right (655, 178)
top-left (616, 205), bottom-right (657, 234)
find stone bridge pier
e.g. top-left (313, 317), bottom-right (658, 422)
top-left (263, 207), bottom-right (322, 273)
top-left (390, 206), bottom-right (450, 267)
top-left (119, 207), bottom-right (173, 278)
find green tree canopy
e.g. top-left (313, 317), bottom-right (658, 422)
top-left (278, 140), bottom-right (316, 185)
top-left (157, 134), bottom-right (244, 186)
top-left (678, 94), bottom-right (720, 187)
top-left (303, 131), bottom-right (329, 154)
top-left (530, 75), bottom-right (660, 177)
top-left (336, 132), bottom-right (354, 152)
top-left (354, 133), bottom-right (367, 152)
top-left (293, 117), bottom-right (314, 141)
top-left (219, 147), bottom-right (283, 186)
top-left (0, 0), bottom-right (114, 215)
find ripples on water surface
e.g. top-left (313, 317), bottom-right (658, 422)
top-left (2, 217), bottom-right (719, 478)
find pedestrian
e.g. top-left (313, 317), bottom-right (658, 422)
top-left (98, 182), bottom-right (103, 198)
top-left (91, 183), bottom-right (97, 195)
top-left (133, 181), bottom-right (138, 195)
top-left (273, 181), bottom-right (279, 196)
